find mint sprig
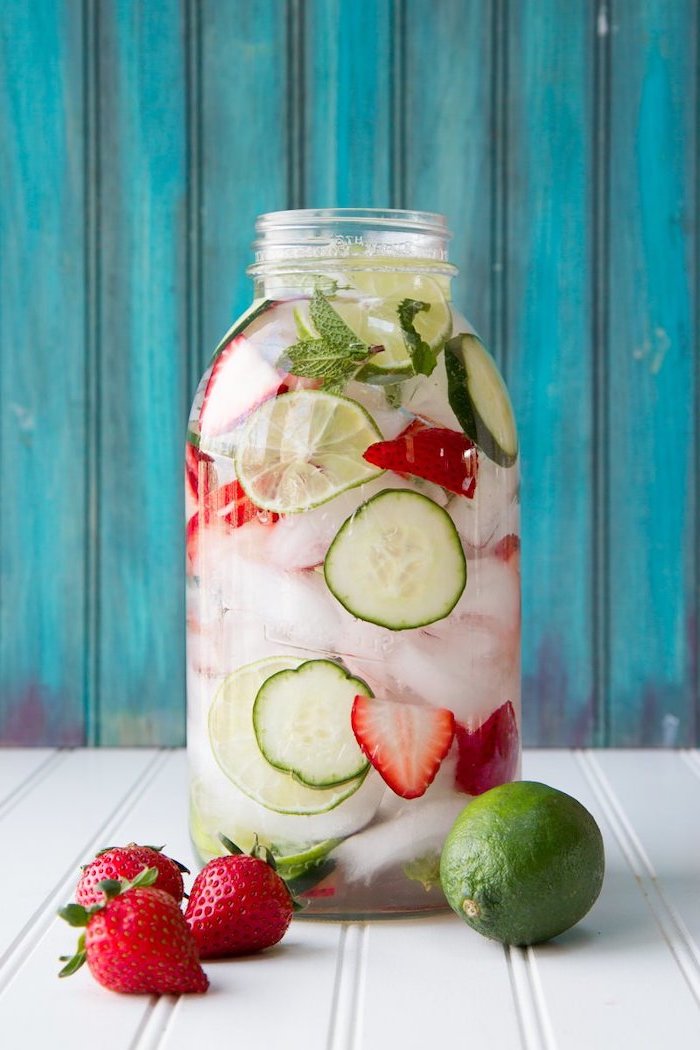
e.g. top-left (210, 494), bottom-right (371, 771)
top-left (397, 299), bottom-right (438, 377)
top-left (279, 290), bottom-right (376, 394)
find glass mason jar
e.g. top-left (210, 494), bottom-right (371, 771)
top-left (186, 209), bottom-right (520, 917)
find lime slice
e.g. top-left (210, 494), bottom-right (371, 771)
top-left (274, 837), bottom-right (342, 880)
top-left (332, 273), bottom-right (452, 374)
top-left (235, 390), bottom-right (384, 513)
top-left (208, 656), bottom-right (369, 815)
top-left (189, 779), bottom-right (259, 862)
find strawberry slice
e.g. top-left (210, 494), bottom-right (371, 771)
top-left (185, 442), bottom-right (215, 502)
top-left (363, 420), bottom-right (478, 497)
top-left (199, 334), bottom-right (287, 438)
top-left (351, 695), bottom-right (456, 799)
top-left (454, 700), bottom-right (519, 796)
top-left (492, 533), bottom-right (520, 563)
top-left (186, 480), bottom-right (279, 569)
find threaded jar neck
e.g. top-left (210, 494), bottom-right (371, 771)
top-left (248, 208), bottom-right (457, 281)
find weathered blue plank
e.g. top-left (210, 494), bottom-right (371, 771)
top-left (95, 0), bottom-right (188, 744)
top-left (505, 0), bottom-right (596, 745)
top-left (199, 0), bottom-right (289, 359)
top-left (0, 0), bottom-right (87, 744)
top-left (1, 1), bottom-right (698, 748)
top-left (305, 0), bottom-right (393, 206)
top-left (403, 0), bottom-right (494, 342)
top-left (607, 0), bottom-right (697, 745)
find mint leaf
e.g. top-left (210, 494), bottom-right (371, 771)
top-left (403, 852), bottom-right (441, 891)
top-left (384, 384), bottom-right (403, 409)
top-left (397, 299), bottom-right (438, 377)
top-left (280, 290), bottom-right (374, 392)
top-left (308, 290), bottom-right (367, 355)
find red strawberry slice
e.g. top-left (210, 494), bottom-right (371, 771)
top-left (363, 420), bottom-right (478, 497)
top-left (186, 480), bottom-right (279, 569)
top-left (351, 695), bottom-right (456, 799)
top-left (454, 700), bottom-right (519, 796)
top-left (185, 442), bottom-right (215, 502)
top-left (493, 533), bottom-right (520, 563)
top-left (200, 333), bottom-right (287, 438)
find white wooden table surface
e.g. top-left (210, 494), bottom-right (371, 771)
top-left (1, 749), bottom-right (699, 1049)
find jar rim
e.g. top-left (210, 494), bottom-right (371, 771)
top-left (255, 207), bottom-right (451, 234)
top-left (249, 208), bottom-right (455, 274)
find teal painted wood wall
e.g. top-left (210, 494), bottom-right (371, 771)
top-left (1, 0), bottom-right (697, 747)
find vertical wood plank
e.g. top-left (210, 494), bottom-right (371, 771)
top-left (96, 0), bottom-right (188, 744)
top-left (304, 0), bottom-right (393, 207)
top-left (199, 0), bottom-right (289, 359)
top-left (0, 0), bottom-right (87, 744)
top-left (402, 0), bottom-right (494, 340)
top-left (505, 1), bottom-right (596, 744)
top-left (607, 0), bottom-right (697, 744)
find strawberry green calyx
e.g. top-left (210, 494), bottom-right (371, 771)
top-left (57, 866), bottom-right (160, 978)
top-left (217, 832), bottom-right (244, 856)
top-left (58, 934), bottom-right (87, 977)
top-left (218, 832), bottom-right (277, 870)
top-left (216, 833), bottom-right (305, 912)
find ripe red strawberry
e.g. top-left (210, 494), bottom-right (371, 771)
top-left (186, 480), bottom-right (279, 569)
top-left (59, 868), bottom-right (208, 994)
top-left (363, 420), bottom-right (478, 497)
top-left (351, 695), bottom-right (456, 799)
top-left (76, 843), bottom-right (188, 907)
top-left (185, 836), bottom-right (296, 958)
top-left (454, 700), bottom-right (519, 796)
top-left (493, 533), bottom-right (520, 563)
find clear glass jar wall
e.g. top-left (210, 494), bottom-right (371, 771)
top-left (186, 209), bottom-right (521, 917)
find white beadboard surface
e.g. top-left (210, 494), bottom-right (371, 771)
top-left (0, 749), bottom-right (698, 1049)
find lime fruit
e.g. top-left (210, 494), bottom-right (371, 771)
top-left (209, 656), bottom-right (370, 815)
top-left (440, 781), bottom-right (605, 946)
top-left (235, 390), bottom-right (383, 513)
top-left (331, 272), bottom-right (452, 374)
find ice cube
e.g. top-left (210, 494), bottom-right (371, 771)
top-left (335, 791), bottom-right (468, 883)
top-left (402, 360), bottom-right (463, 430)
top-left (447, 456), bottom-right (519, 550)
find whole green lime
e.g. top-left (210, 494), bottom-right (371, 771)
top-left (440, 781), bottom-right (605, 946)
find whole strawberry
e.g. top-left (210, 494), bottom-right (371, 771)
top-left (59, 867), bottom-right (208, 994)
top-left (185, 835), bottom-right (297, 958)
top-left (76, 843), bottom-right (188, 906)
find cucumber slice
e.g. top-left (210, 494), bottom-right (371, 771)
top-left (324, 489), bottom-right (467, 630)
top-left (444, 333), bottom-right (518, 467)
top-left (253, 660), bottom-right (372, 788)
top-left (209, 656), bottom-right (368, 815)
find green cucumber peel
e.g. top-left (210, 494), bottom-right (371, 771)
top-left (252, 659), bottom-right (372, 788)
top-left (444, 333), bottom-right (518, 467)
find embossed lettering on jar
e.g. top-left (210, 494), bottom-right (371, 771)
top-left (186, 209), bottom-right (521, 917)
